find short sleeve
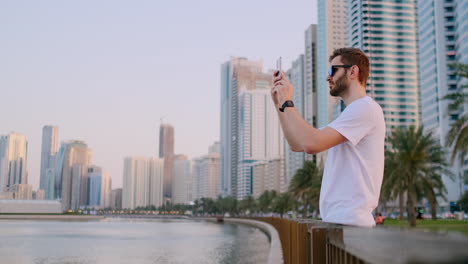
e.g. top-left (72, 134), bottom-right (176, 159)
top-left (327, 100), bottom-right (375, 146)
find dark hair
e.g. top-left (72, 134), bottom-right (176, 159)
top-left (329, 48), bottom-right (369, 87)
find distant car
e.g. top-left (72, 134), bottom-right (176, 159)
top-left (422, 213), bottom-right (431, 219)
top-left (442, 212), bottom-right (455, 219)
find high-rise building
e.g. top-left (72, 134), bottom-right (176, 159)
top-left (317, 0), bottom-right (348, 129)
top-left (0, 132), bottom-right (28, 192)
top-left (122, 157), bottom-right (164, 209)
top-left (252, 158), bottom-right (285, 198)
top-left (417, 0), bottom-right (467, 200)
top-left (172, 154), bottom-right (193, 204)
top-left (285, 55), bottom-right (306, 187)
top-left (110, 188), bottom-right (123, 209)
top-left (87, 166), bottom-right (112, 208)
top-left (11, 184), bottom-right (32, 200)
top-left (45, 168), bottom-right (55, 200)
top-left (208, 141), bottom-right (220, 154)
top-left (148, 157), bottom-right (164, 208)
top-left (123, 157), bottom-right (147, 209)
top-left (39, 126), bottom-right (58, 194)
top-left (220, 57), bottom-right (265, 197)
top-left (193, 152), bottom-right (220, 200)
top-left (304, 25), bottom-right (320, 165)
top-left (35, 189), bottom-right (45, 200)
top-left (159, 124), bottom-right (174, 200)
top-left (347, 0), bottom-right (420, 131)
top-left (304, 25), bottom-right (319, 129)
top-left (55, 140), bottom-right (91, 211)
top-left (238, 87), bottom-right (284, 200)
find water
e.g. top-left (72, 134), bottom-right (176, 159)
top-left (0, 218), bottom-right (270, 264)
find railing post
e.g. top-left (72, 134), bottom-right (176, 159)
top-left (309, 226), bottom-right (327, 264)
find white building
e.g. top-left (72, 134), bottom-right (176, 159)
top-left (193, 153), bottom-right (220, 200)
top-left (122, 157), bottom-right (164, 209)
top-left (220, 57), bottom-right (266, 198)
top-left (238, 88), bottom-right (284, 200)
top-left (39, 125), bottom-right (58, 196)
top-left (148, 157), bottom-right (164, 208)
top-left (0, 132), bottom-right (28, 192)
top-left (172, 155), bottom-right (193, 204)
top-left (252, 159), bottom-right (285, 198)
top-left (417, 0), bottom-right (467, 201)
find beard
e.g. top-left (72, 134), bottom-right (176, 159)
top-left (329, 73), bottom-right (349, 97)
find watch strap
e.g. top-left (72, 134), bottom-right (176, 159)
top-left (279, 100), bottom-right (294, 112)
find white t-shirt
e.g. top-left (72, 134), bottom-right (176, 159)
top-left (319, 96), bottom-right (386, 227)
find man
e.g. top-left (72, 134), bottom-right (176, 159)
top-left (271, 48), bottom-right (385, 227)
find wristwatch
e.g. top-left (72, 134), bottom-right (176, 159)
top-left (279, 100), bottom-right (294, 112)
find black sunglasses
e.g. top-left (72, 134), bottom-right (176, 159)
top-left (328, 65), bottom-right (352, 77)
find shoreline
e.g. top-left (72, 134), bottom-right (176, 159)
top-left (0, 214), bottom-right (105, 220)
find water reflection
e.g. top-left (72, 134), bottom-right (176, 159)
top-left (0, 219), bottom-right (269, 264)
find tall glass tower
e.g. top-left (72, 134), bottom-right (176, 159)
top-left (417, 0), bottom-right (467, 201)
top-left (347, 0), bottom-right (420, 131)
top-left (39, 125), bottom-right (58, 193)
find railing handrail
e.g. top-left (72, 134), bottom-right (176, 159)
top-left (252, 217), bottom-right (468, 264)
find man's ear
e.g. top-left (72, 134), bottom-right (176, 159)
top-left (350, 65), bottom-right (360, 80)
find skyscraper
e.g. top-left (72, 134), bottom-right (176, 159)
top-left (159, 124), bottom-right (174, 200)
top-left (347, 0), bottom-right (420, 131)
top-left (172, 154), bottom-right (193, 204)
top-left (110, 188), bottom-right (123, 209)
top-left (193, 152), bottom-right (220, 200)
top-left (122, 157), bottom-right (164, 209)
top-left (220, 57), bottom-right (266, 198)
top-left (285, 55), bottom-right (306, 187)
top-left (417, 0), bottom-right (467, 200)
top-left (55, 140), bottom-right (91, 211)
top-left (148, 157), bottom-right (164, 208)
top-left (238, 87), bottom-right (284, 200)
top-left (0, 132), bottom-right (28, 192)
top-left (317, 0), bottom-right (348, 129)
top-left (87, 166), bottom-right (112, 208)
top-left (39, 126), bottom-right (58, 194)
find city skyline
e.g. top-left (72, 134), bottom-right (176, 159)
top-left (0, 0), bottom-right (317, 190)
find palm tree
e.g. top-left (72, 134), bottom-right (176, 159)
top-left (381, 150), bottom-right (406, 219)
top-left (239, 195), bottom-right (256, 216)
top-left (383, 126), bottom-right (452, 226)
top-left (443, 63), bottom-right (468, 165)
top-left (272, 192), bottom-right (296, 218)
top-left (200, 197), bottom-right (215, 215)
top-left (288, 161), bottom-right (322, 217)
top-left (257, 190), bottom-right (277, 214)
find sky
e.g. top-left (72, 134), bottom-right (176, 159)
top-left (0, 0), bottom-right (317, 189)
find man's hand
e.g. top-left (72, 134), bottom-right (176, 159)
top-left (271, 71), bottom-right (293, 108)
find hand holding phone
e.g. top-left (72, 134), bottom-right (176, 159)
top-left (274, 57), bottom-right (282, 77)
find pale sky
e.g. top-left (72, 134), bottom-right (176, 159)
top-left (0, 0), bottom-right (317, 189)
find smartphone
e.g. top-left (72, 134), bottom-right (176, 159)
top-left (275, 57), bottom-right (282, 77)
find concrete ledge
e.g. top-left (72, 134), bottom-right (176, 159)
top-left (0, 215), bottom-right (105, 220)
top-left (197, 217), bottom-right (283, 264)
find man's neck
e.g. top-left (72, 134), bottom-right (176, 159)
top-left (340, 83), bottom-right (367, 106)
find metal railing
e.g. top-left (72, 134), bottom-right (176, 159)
top-left (251, 217), bottom-right (468, 264)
